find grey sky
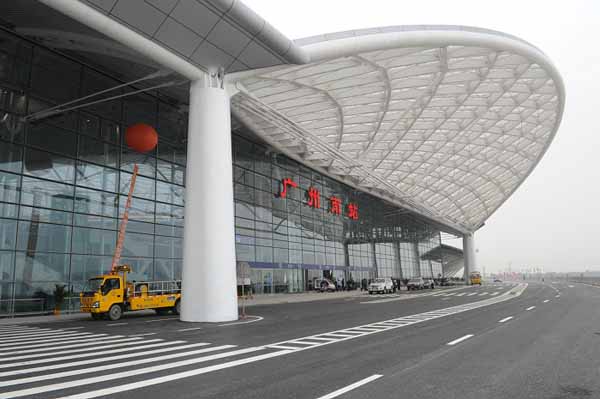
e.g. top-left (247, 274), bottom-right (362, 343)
top-left (244, 0), bottom-right (599, 273)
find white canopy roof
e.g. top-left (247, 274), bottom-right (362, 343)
top-left (229, 26), bottom-right (565, 233)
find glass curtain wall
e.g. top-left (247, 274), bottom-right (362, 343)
top-left (0, 30), bottom-right (186, 315)
top-left (0, 29), bottom-right (447, 315)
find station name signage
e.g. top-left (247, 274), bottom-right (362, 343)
top-left (276, 178), bottom-right (359, 220)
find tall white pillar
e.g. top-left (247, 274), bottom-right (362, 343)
top-left (463, 233), bottom-right (476, 285)
top-left (181, 80), bottom-right (238, 322)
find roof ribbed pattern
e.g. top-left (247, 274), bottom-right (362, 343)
top-left (230, 27), bottom-right (564, 233)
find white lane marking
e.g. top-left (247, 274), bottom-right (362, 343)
top-left (443, 293), bottom-right (456, 297)
top-left (0, 342), bottom-right (210, 377)
top-left (467, 293), bottom-right (477, 296)
top-left (177, 327), bottom-right (203, 332)
top-left (0, 336), bottom-right (131, 356)
top-left (0, 330), bottom-right (66, 339)
top-left (499, 316), bottom-right (514, 323)
top-left (555, 294), bottom-right (561, 298)
top-left (2, 347), bottom-right (267, 398)
top-left (455, 293), bottom-right (466, 297)
top-left (0, 341), bottom-right (180, 369)
top-left (447, 334), bottom-right (474, 346)
top-left (442, 298), bottom-right (451, 300)
top-left (144, 318), bottom-right (177, 323)
top-left (218, 315), bottom-right (264, 326)
top-left (52, 350), bottom-right (293, 399)
top-left (0, 338), bottom-right (148, 362)
top-left (568, 285), bottom-right (574, 288)
top-left (490, 292), bottom-right (499, 296)
top-left (543, 300), bottom-right (550, 303)
top-left (526, 306), bottom-right (536, 311)
top-left (0, 333), bottom-right (99, 346)
top-left (315, 374), bottom-right (383, 399)
top-left (0, 345), bottom-right (237, 387)
top-left (0, 335), bottom-right (116, 351)
top-left (478, 292), bottom-right (488, 296)
top-left (106, 323), bottom-right (127, 326)
top-left (127, 333), bottom-right (157, 337)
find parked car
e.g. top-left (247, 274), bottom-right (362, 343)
top-left (406, 277), bottom-right (425, 290)
top-left (423, 278), bottom-right (435, 289)
top-left (368, 277), bottom-right (394, 294)
top-left (314, 279), bottom-right (336, 292)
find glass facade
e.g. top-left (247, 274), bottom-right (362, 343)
top-left (0, 29), bottom-right (444, 316)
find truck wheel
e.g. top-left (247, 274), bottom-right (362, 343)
top-left (108, 304), bottom-right (122, 321)
top-left (172, 300), bottom-right (181, 315)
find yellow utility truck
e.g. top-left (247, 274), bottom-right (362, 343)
top-left (80, 265), bottom-right (181, 321)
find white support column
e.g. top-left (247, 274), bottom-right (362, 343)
top-left (463, 233), bottom-right (476, 285)
top-left (181, 80), bottom-right (238, 322)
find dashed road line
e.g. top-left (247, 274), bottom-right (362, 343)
top-left (106, 323), bottom-right (128, 326)
top-left (447, 334), bottom-right (474, 346)
top-left (498, 316), bottom-right (513, 323)
top-left (543, 300), bottom-right (550, 303)
top-left (144, 318), bottom-right (177, 323)
top-left (177, 327), bottom-right (203, 332)
top-left (315, 374), bottom-right (383, 399)
top-left (526, 306), bottom-right (536, 311)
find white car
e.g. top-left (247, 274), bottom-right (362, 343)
top-left (314, 279), bottom-right (336, 292)
top-left (368, 278), bottom-right (394, 294)
top-left (407, 277), bottom-right (425, 290)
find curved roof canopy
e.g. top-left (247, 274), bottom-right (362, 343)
top-left (229, 26), bottom-right (565, 233)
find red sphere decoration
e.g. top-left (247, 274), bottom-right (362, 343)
top-left (125, 123), bottom-right (158, 153)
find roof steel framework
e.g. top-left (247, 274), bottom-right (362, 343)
top-left (229, 26), bottom-right (565, 234)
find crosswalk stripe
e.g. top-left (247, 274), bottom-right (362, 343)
top-left (467, 293), bottom-right (477, 296)
top-left (490, 292), bottom-right (499, 296)
top-left (0, 329), bottom-right (59, 339)
top-left (478, 292), bottom-right (488, 296)
top-left (53, 349), bottom-right (293, 399)
top-left (0, 336), bottom-right (133, 356)
top-left (1, 347), bottom-right (267, 398)
top-left (0, 342), bottom-right (210, 377)
top-left (0, 335), bottom-right (117, 351)
top-left (0, 340), bottom-right (182, 369)
top-left (455, 293), bottom-right (466, 297)
top-left (0, 329), bottom-right (84, 340)
top-left (0, 345), bottom-right (237, 387)
top-left (0, 338), bottom-right (153, 362)
top-left (0, 332), bottom-right (98, 346)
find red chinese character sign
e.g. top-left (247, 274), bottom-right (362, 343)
top-left (307, 187), bottom-right (320, 208)
top-left (278, 178), bottom-right (297, 198)
top-left (347, 203), bottom-right (359, 220)
top-left (329, 196), bottom-right (342, 215)
top-left (276, 177), bottom-right (358, 220)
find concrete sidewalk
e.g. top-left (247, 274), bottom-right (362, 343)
top-left (0, 287), bottom-right (463, 325)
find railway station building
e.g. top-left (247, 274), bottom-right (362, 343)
top-left (0, 1), bottom-right (564, 321)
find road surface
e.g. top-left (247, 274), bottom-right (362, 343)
top-left (0, 281), bottom-right (598, 399)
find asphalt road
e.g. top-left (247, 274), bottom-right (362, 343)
top-left (1, 281), bottom-right (598, 399)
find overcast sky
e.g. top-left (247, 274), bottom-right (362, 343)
top-left (245, 0), bottom-right (599, 273)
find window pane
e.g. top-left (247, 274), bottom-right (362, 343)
top-left (78, 135), bottom-right (118, 167)
top-left (27, 123), bottom-right (77, 157)
top-left (76, 161), bottom-right (117, 192)
top-left (0, 218), bottom-right (17, 250)
top-left (74, 187), bottom-right (118, 218)
top-left (122, 232), bottom-right (153, 258)
top-left (71, 227), bottom-right (115, 256)
top-left (156, 180), bottom-right (184, 205)
top-left (16, 221), bottom-right (71, 253)
top-left (21, 176), bottom-right (73, 211)
top-left (15, 251), bottom-right (70, 282)
top-left (0, 140), bottom-right (22, 173)
top-left (24, 148), bottom-right (74, 184)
